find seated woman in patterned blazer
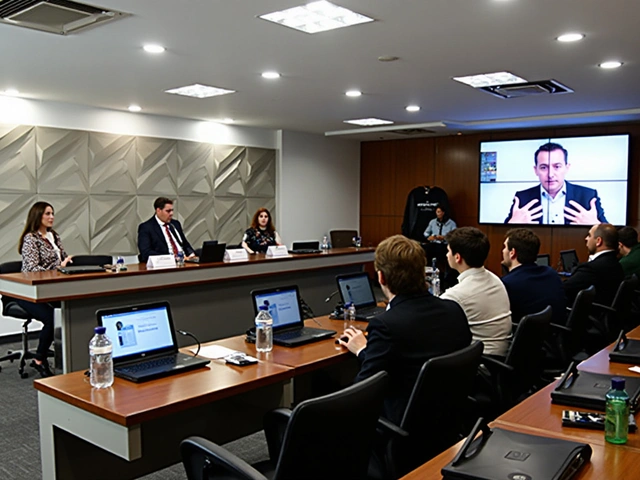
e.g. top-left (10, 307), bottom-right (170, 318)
top-left (17, 201), bottom-right (73, 377)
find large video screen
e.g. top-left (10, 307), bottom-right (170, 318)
top-left (479, 134), bottom-right (629, 226)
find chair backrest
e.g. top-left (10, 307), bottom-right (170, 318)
top-left (503, 305), bottom-right (552, 403)
top-left (564, 285), bottom-right (596, 359)
top-left (274, 371), bottom-right (388, 480)
top-left (329, 230), bottom-right (357, 249)
top-left (0, 261), bottom-right (23, 312)
top-left (394, 342), bottom-right (484, 475)
top-left (609, 276), bottom-right (640, 333)
top-left (71, 255), bottom-right (112, 266)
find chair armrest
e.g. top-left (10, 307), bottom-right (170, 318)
top-left (181, 436), bottom-right (267, 480)
top-left (550, 322), bottom-right (572, 333)
top-left (263, 408), bottom-right (292, 462)
top-left (481, 355), bottom-right (515, 373)
top-left (592, 302), bottom-right (616, 313)
top-left (377, 417), bottom-right (409, 438)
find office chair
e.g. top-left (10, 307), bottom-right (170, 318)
top-left (181, 371), bottom-right (389, 480)
top-left (476, 306), bottom-right (552, 417)
top-left (70, 255), bottom-right (112, 266)
top-left (591, 276), bottom-right (639, 342)
top-left (372, 342), bottom-right (484, 480)
top-left (0, 261), bottom-right (38, 378)
top-left (329, 230), bottom-right (358, 249)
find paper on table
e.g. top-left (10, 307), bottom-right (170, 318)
top-left (628, 366), bottom-right (640, 374)
top-left (191, 345), bottom-right (238, 359)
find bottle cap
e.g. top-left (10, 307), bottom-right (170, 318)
top-left (259, 305), bottom-right (268, 311)
top-left (94, 326), bottom-right (106, 335)
top-left (345, 302), bottom-right (352, 308)
top-left (612, 377), bottom-right (626, 390)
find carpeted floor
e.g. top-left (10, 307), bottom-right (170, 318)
top-left (0, 337), bottom-right (269, 480)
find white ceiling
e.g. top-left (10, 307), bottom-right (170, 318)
top-left (2, 0), bottom-right (639, 141)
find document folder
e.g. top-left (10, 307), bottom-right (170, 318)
top-left (551, 362), bottom-right (640, 411)
top-left (442, 418), bottom-right (591, 480)
top-left (609, 330), bottom-right (640, 364)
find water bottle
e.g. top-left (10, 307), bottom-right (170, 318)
top-left (348, 302), bottom-right (356, 321)
top-left (89, 326), bottom-right (114, 388)
top-left (255, 305), bottom-right (273, 352)
top-left (605, 377), bottom-right (630, 444)
top-left (176, 251), bottom-right (185, 267)
top-left (321, 235), bottom-right (329, 250)
top-left (116, 256), bottom-right (125, 272)
top-left (432, 269), bottom-right (441, 297)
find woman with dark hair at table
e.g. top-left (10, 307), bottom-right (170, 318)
top-left (17, 201), bottom-right (73, 377)
top-left (241, 207), bottom-right (283, 254)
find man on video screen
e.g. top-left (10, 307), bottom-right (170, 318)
top-left (504, 142), bottom-right (608, 225)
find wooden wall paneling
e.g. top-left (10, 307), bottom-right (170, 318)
top-left (393, 138), bottom-right (435, 215)
top-left (551, 227), bottom-right (590, 264)
top-left (360, 140), bottom-right (398, 216)
top-left (360, 215), bottom-right (402, 247)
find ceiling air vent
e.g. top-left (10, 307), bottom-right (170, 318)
top-left (479, 79), bottom-right (573, 99)
top-left (391, 128), bottom-right (437, 136)
top-left (0, 0), bottom-right (129, 35)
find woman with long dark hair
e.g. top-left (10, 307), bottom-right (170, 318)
top-left (241, 207), bottom-right (283, 254)
top-left (17, 201), bottom-right (73, 377)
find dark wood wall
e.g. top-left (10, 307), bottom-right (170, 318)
top-left (360, 123), bottom-right (640, 275)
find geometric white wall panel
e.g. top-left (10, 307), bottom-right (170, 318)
top-left (137, 137), bottom-right (178, 196)
top-left (41, 194), bottom-right (90, 255)
top-left (0, 125), bottom-right (36, 194)
top-left (245, 148), bottom-right (276, 198)
top-left (0, 193), bottom-right (37, 261)
top-left (90, 195), bottom-right (137, 255)
top-left (89, 132), bottom-right (137, 195)
top-left (179, 196), bottom-right (215, 249)
top-left (36, 127), bottom-right (90, 194)
top-left (177, 141), bottom-right (213, 196)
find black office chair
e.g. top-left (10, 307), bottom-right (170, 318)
top-left (71, 255), bottom-right (112, 266)
top-left (591, 275), bottom-right (639, 342)
top-left (477, 306), bottom-right (552, 417)
top-left (181, 371), bottom-right (389, 480)
top-left (372, 342), bottom-right (484, 480)
top-left (329, 230), bottom-right (358, 249)
top-left (0, 261), bottom-right (37, 378)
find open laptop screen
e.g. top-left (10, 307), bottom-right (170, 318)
top-left (100, 305), bottom-right (175, 360)
top-left (560, 249), bottom-right (580, 273)
top-left (536, 254), bottom-right (550, 267)
top-left (252, 286), bottom-right (303, 329)
top-left (336, 273), bottom-right (376, 309)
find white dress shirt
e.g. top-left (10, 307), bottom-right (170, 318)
top-left (155, 216), bottom-right (184, 254)
top-left (540, 182), bottom-right (567, 225)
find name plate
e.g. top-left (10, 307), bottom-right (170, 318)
top-left (224, 248), bottom-right (249, 262)
top-left (146, 255), bottom-right (176, 269)
top-left (266, 245), bottom-right (289, 257)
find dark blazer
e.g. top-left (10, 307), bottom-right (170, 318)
top-left (502, 263), bottom-right (566, 326)
top-left (563, 250), bottom-right (624, 307)
top-left (137, 216), bottom-right (195, 262)
top-left (354, 292), bottom-right (471, 425)
top-left (505, 182), bottom-right (608, 224)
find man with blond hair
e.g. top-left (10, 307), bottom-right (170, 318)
top-left (340, 234), bottom-right (471, 424)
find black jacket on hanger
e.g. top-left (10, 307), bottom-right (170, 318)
top-left (401, 186), bottom-right (449, 241)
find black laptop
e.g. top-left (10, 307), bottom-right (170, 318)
top-left (59, 265), bottom-right (105, 274)
top-left (535, 253), bottom-right (550, 267)
top-left (97, 301), bottom-right (210, 383)
top-left (559, 249), bottom-right (580, 276)
top-left (336, 273), bottom-right (386, 321)
top-left (289, 241), bottom-right (322, 255)
top-left (250, 286), bottom-right (336, 347)
top-left (186, 240), bottom-right (226, 263)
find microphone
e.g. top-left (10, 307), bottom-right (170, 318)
top-left (325, 290), bottom-right (339, 303)
top-left (177, 329), bottom-right (201, 357)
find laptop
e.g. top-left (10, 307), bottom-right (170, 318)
top-left (186, 240), bottom-right (226, 263)
top-left (330, 230), bottom-right (357, 249)
top-left (97, 301), bottom-right (210, 383)
top-left (560, 249), bottom-right (580, 276)
top-left (289, 241), bottom-right (322, 255)
top-left (59, 265), bottom-right (105, 274)
top-left (535, 253), bottom-right (550, 267)
top-left (250, 285), bottom-right (336, 347)
top-left (336, 273), bottom-right (386, 321)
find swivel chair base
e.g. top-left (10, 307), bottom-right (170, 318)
top-left (0, 319), bottom-right (51, 379)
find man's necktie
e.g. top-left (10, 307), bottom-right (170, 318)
top-left (164, 223), bottom-right (179, 256)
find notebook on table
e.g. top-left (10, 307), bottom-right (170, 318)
top-left (289, 241), bottom-right (322, 254)
top-left (186, 240), bottom-right (226, 264)
top-left (59, 265), bottom-right (105, 274)
top-left (609, 331), bottom-right (640, 364)
top-left (97, 301), bottom-right (210, 383)
top-left (250, 285), bottom-right (336, 347)
top-left (559, 249), bottom-right (580, 276)
top-left (336, 272), bottom-right (386, 321)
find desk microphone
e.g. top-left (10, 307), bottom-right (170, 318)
top-left (325, 290), bottom-right (339, 303)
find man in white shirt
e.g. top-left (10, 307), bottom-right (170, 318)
top-left (441, 227), bottom-right (512, 357)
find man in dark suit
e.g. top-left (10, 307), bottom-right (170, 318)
top-left (504, 142), bottom-right (608, 225)
top-left (563, 223), bottom-right (624, 307)
top-left (137, 197), bottom-right (195, 262)
top-left (501, 228), bottom-right (565, 325)
top-left (339, 235), bottom-right (471, 424)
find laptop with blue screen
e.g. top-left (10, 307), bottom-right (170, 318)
top-left (97, 301), bottom-right (210, 382)
top-left (250, 285), bottom-right (336, 347)
top-left (336, 273), bottom-right (386, 320)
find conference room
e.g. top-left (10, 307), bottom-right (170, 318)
top-left (1, 1), bottom-right (640, 479)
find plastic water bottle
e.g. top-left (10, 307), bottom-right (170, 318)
top-left (255, 305), bottom-right (273, 352)
top-left (348, 302), bottom-right (357, 321)
top-left (321, 235), bottom-right (329, 250)
top-left (176, 251), bottom-right (185, 267)
top-left (605, 377), bottom-right (630, 444)
top-left (89, 326), bottom-right (113, 388)
top-left (431, 257), bottom-right (441, 297)
top-left (116, 256), bottom-right (125, 272)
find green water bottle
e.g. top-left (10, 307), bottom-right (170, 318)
top-left (604, 377), bottom-right (630, 444)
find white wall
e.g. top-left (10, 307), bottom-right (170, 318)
top-left (276, 130), bottom-right (360, 246)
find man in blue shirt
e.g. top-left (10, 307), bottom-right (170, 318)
top-left (501, 228), bottom-right (566, 325)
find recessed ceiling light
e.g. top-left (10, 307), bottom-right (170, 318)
top-left (259, 1), bottom-right (374, 34)
top-left (556, 33), bottom-right (584, 43)
top-left (344, 118), bottom-right (393, 126)
top-left (165, 83), bottom-right (236, 98)
top-left (261, 71), bottom-right (281, 79)
top-left (143, 44), bottom-right (165, 53)
top-left (599, 61), bottom-right (623, 69)
top-left (221, 118), bottom-right (234, 124)
top-left (345, 90), bottom-right (362, 97)
top-left (1, 89), bottom-right (20, 97)
top-left (453, 71), bottom-right (527, 88)
top-left (128, 105), bottom-right (142, 112)
top-left (406, 105), bottom-right (420, 112)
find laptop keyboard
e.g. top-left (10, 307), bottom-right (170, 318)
top-left (119, 355), bottom-right (176, 373)
top-left (288, 249), bottom-right (322, 254)
top-left (275, 327), bottom-right (319, 340)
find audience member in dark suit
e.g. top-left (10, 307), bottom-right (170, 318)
top-left (137, 197), bottom-right (195, 262)
top-left (505, 142), bottom-right (607, 225)
top-left (339, 235), bottom-right (471, 424)
top-left (563, 224), bottom-right (624, 307)
top-left (501, 228), bottom-right (565, 325)
top-left (618, 226), bottom-right (640, 278)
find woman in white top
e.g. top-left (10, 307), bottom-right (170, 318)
top-left (424, 205), bottom-right (457, 243)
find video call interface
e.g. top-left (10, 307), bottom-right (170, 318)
top-left (479, 134), bottom-right (629, 225)
top-left (101, 306), bottom-right (174, 358)
top-left (254, 289), bottom-right (302, 328)
top-left (338, 275), bottom-right (374, 307)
